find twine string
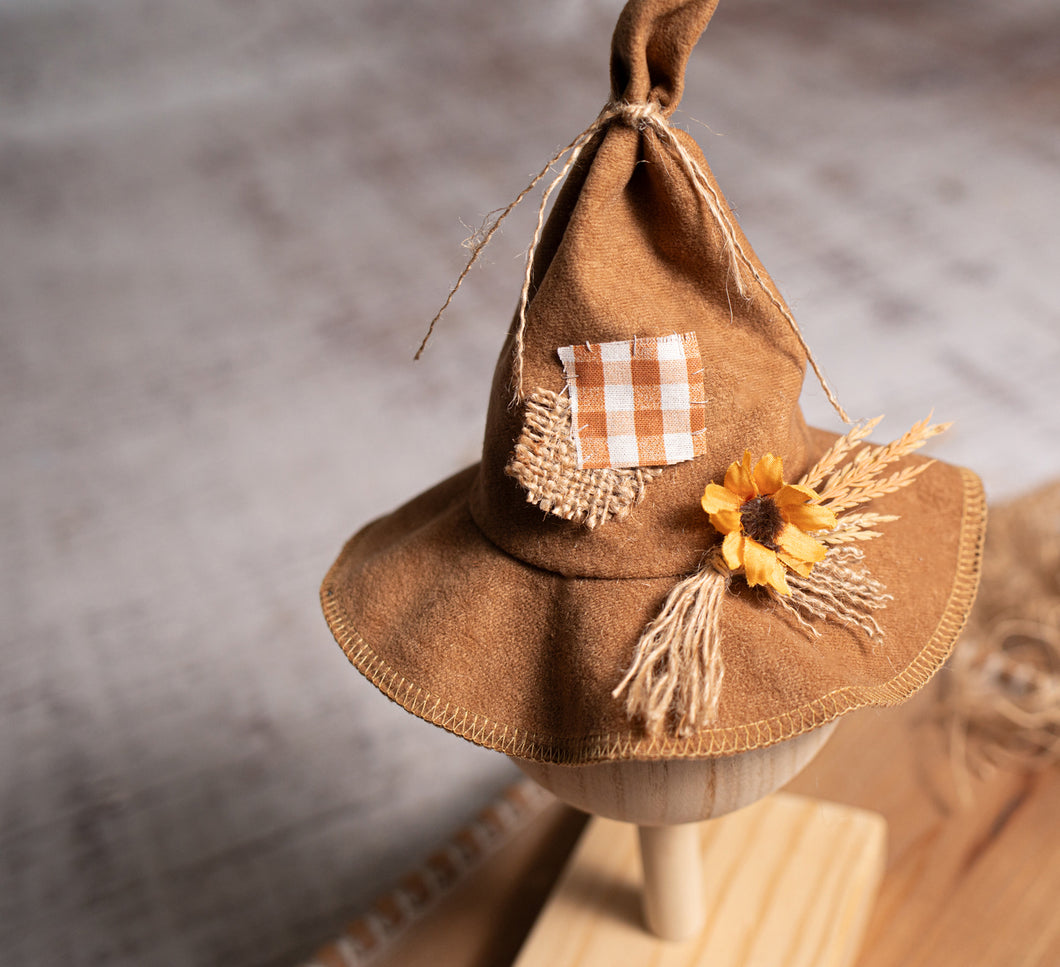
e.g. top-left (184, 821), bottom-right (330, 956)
top-left (416, 99), bottom-right (849, 423)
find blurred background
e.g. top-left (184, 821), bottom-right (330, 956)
top-left (2, 0), bottom-right (1058, 963)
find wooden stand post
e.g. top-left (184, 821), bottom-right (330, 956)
top-left (510, 793), bottom-right (886, 967)
top-left (638, 823), bottom-right (705, 941)
top-left (512, 722), bottom-right (887, 965)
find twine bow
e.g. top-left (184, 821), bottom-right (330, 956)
top-left (415, 99), bottom-right (850, 424)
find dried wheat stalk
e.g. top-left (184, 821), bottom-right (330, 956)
top-left (800, 415), bottom-right (883, 490)
top-left (617, 414), bottom-right (952, 735)
top-left (823, 462), bottom-right (936, 516)
top-left (812, 415), bottom-right (949, 511)
top-left (822, 512), bottom-right (901, 545)
top-left (774, 414), bottom-right (949, 637)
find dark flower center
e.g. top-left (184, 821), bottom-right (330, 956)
top-left (741, 495), bottom-right (783, 549)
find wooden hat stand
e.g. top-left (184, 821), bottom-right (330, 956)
top-left (510, 723), bottom-right (887, 967)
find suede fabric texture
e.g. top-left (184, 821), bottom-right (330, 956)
top-left (321, 0), bottom-right (987, 763)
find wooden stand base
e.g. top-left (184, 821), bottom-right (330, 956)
top-left (513, 793), bottom-right (886, 967)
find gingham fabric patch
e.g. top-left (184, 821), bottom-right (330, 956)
top-left (557, 332), bottom-right (707, 470)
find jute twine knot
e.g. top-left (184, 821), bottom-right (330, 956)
top-left (415, 98), bottom-right (850, 424)
top-left (605, 98), bottom-right (661, 128)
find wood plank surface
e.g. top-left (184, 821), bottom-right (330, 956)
top-left (786, 692), bottom-right (1060, 967)
top-left (330, 686), bottom-right (1059, 967)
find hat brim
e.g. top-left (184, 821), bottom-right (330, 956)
top-left (321, 427), bottom-right (985, 763)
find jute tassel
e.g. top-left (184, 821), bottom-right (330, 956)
top-left (414, 99), bottom-right (850, 423)
top-left (612, 559), bottom-right (728, 736)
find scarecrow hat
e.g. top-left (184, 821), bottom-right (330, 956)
top-left (322, 0), bottom-right (986, 763)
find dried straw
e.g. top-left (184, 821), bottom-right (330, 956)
top-left (937, 479), bottom-right (1060, 783)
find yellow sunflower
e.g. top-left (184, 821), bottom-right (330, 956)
top-left (701, 451), bottom-right (837, 596)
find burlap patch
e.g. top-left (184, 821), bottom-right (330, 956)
top-left (506, 388), bottom-right (661, 529)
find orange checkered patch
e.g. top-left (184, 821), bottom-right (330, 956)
top-left (557, 332), bottom-right (707, 470)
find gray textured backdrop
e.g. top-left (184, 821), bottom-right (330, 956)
top-left (3, 0), bottom-right (1058, 964)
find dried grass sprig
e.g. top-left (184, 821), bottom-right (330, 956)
top-left (800, 415), bottom-right (883, 490)
top-left (772, 415), bottom-right (947, 641)
top-left (822, 462), bottom-right (935, 515)
top-left (812, 415), bottom-right (949, 512)
top-left (822, 512), bottom-right (901, 545)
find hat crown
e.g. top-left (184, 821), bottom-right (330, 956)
top-left (322, 0), bottom-right (986, 766)
top-left (469, 0), bottom-right (812, 580)
top-left (610, 0), bottom-right (720, 116)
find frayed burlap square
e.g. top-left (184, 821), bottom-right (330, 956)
top-left (506, 388), bottom-right (660, 529)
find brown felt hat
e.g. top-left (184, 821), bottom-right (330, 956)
top-left (322, 0), bottom-right (986, 763)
